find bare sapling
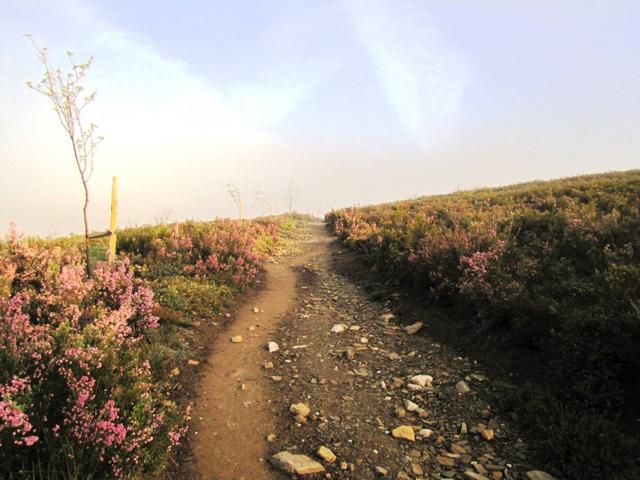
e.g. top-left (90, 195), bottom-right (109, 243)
top-left (282, 182), bottom-right (296, 215)
top-left (25, 34), bottom-right (102, 275)
top-left (227, 182), bottom-right (244, 219)
top-left (253, 190), bottom-right (274, 217)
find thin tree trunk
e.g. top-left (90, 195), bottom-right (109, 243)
top-left (71, 137), bottom-right (92, 276)
top-left (82, 181), bottom-right (91, 276)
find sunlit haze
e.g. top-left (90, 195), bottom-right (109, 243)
top-left (1, 0), bottom-right (638, 235)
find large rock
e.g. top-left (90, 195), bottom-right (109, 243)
top-left (391, 425), bottom-right (415, 442)
top-left (270, 451), bottom-right (325, 475)
top-left (526, 471), bottom-right (557, 480)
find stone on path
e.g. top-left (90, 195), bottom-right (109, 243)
top-left (526, 471), bottom-right (557, 480)
top-left (375, 466), bottom-right (389, 476)
top-left (464, 471), bottom-right (491, 480)
top-left (391, 425), bottom-right (415, 442)
top-left (437, 456), bottom-right (455, 467)
top-left (267, 341), bottom-right (279, 352)
top-left (480, 427), bottom-right (495, 441)
top-left (409, 374), bottom-right (433, 387)
top-left (231, 335), bottom-right (243, 343)
top-left (252, 307), bottom-right (260, 313)
top-left (330, 323), bottom-right (347, 333)
top-left (404, 399), bottom-right (420, 412)
top-left (380, 313), bottom-right (395, 323)
top-left (290, 402), bottom-right (311, 422)
top-left (404, 322), bottom-right (423, 335)
top-left (456, 380), bottom-right (471, 394)
top-left (317, 445), bottom-right (337, 463)
top-left (270, 451), bottom-right (325, 475)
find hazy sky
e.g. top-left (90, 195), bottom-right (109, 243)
top-left (1, 0), bottom-right (639, 235)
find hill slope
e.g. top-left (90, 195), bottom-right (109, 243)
top-left (327, 170), bottom-right (640, 479)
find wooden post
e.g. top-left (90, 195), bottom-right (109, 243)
top-left (108, 176), bottom-right (118, 263)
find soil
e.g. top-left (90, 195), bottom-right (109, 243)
top-left (181, 222), bottom-right (543, 480)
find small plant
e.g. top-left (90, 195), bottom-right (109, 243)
top-left (226, 183), bottom-right (244, 219)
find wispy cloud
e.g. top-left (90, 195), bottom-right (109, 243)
top-left (343, 0), bottom-right (473, 148)
top-left (0, 0), bottom-right (339, 233)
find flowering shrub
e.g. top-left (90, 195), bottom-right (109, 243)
top-left (119, 219), bottom-right (279, 284)
top-left (326, 171), bottom-right (640, 340)
top-left (328, 171), bottom-right (640, 359)
top-left (0, 215), bottom-right (285, 478)
top-left (326, 171), bottom-right (640, 478)
top-left (0, 229), bottom-right (183, 478)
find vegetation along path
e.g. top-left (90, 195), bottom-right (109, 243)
top-left (187, 222), bottom-right (550, 480)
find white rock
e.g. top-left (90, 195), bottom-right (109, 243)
top-left (267, 342), bottom-right (279, 352)
top-left (407, 383), bottom-right (424, 391)
top-left (330, 324), bottom-right (347, 333)
top-left (418, 428), bottom-right (433, 438)
top-left (409, 375), bottom-right (433, 388)
top-left (404, 399), bottom-right (420, 412)
top-left (380, 313), bottom-right (395, 323)
top-left (270, 451), bottom-right (325, 475)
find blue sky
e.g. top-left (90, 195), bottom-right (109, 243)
top-left (1, 0), bottom-right (639, 235)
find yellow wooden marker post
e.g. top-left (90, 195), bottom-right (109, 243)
top-left (108, 176), bottom-right (119, 263)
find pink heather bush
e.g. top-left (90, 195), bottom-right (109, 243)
top-left (0, 218), bottom-right (283, 478)
top-left (150, 219), bottom-right (278, 285)
top-left (0, 230), bottom-right (179, 478)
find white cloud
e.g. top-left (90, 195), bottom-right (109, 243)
top-left (0, 0), bottom-right (337, 234)
top-left (343, 0), bottom-right (472, 148)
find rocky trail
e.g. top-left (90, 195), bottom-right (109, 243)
top-left (184, 223), bottom-right (553, 480)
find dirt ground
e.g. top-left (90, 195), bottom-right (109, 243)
top-left (182, 222), bottom-right (545, 480)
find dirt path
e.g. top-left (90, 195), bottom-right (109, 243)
top-left (190, 260), bottom-right (299, 480)
top-left (189, 223), bottom-right (547, 480)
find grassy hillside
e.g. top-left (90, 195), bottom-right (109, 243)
top-left (326, 170), bottom-right (640, 479)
